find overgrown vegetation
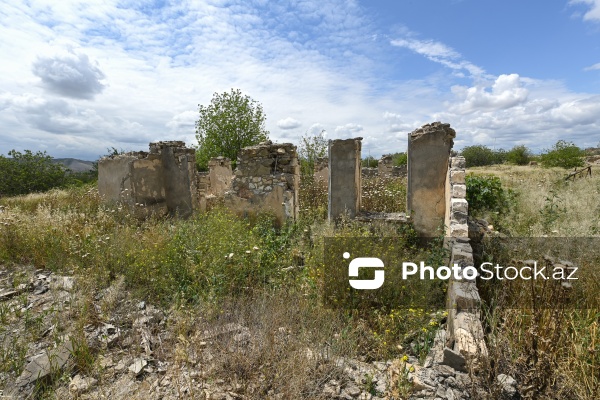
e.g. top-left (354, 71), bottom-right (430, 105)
top-left (0, 173), bottom-right (444, 397)
top-left (468, 163), bottom-right (599, 399)
top-left (462, 144), bottom-right (534, 167)
top-left (540, 140), bottom-right (585, 169)
top-left (0, 150), bottom-right (99, 198)
top-left (0, 150), bottom-right (69, 196)
top-left (465, 174), bottom-right (513, 219)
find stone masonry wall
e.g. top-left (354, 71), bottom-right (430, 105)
top-left (224, 141), bottom-right (299, 226)
top-left (442, 156), bottom-right (487, 370)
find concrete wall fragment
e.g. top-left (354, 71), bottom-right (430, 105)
top-left (98, 141), bottom-right (197, 218)
top-left (328, 138), bottom-right (362, 221)
top-left (407, 122), bottom-right (456, 237)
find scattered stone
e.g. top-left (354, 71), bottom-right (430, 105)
top-left (441, 347), bottom-right (466, 372)
top-left (129, 358), bottom-right (148, 376)
top-left (14, 339), bottom-right (73, 387)
top-left (497, 374), bottom-right (517, 397)
top-left (69, 374), bottom-right (97, 394)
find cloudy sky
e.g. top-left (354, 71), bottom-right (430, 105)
top-left (1, 0), bottom-right (600, 160)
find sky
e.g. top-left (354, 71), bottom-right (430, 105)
top-left (1, 0), bottom-right (600, 161)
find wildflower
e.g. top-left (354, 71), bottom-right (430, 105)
top-left (402, 355), bottom-right (408, 362)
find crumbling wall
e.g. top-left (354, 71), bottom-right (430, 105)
top-left (378, 154), bottom-right (407, 177)
top-left (224, 141), bottom-right (299, 226)
top-left (407, 122), bottom-right (455, 237)
top-left (328, 138), bottom-right (362, 221)
top-left (98, 141), bottom-right (197, 218)
top-left (197, 157), bottom-right (233, 211)
top-left (441, 156), bottom-right (487, 372)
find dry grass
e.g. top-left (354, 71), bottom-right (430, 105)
top-left (470, 164), bottom-right (600, 236)
top-left (470, 164), bottom-right (600, 399)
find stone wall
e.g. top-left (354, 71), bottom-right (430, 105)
top-left (378, 154), bottom-right (407, 177)
top-left (407, 122), bottom-right (456, 237)
top-left (328, 138), bottom-right (362, 221)
top-left (224, 141), bottom-right (299, 226)
top-left (98, 141), bottom-right (197, 218)
top-left (442, 156), bottom-right (487, 372)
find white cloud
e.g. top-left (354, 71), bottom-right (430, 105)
top-left (449, 74), bottom-right (529, 114)
top-left (32, 49), bottom-right (106, 99)
top-left (584, 62), bottom-right (600, 70)
top-left (306, 123), bottom-right (326, 136)
top-left (0, 0), bottom-right (600, 160)
top-left (390, 37), bottom-right (485, 76)
top-left (570, 0), bottom-right (600, 21)
top-left (277, 117), bottom-right (302, 130)
top-left (334, 123), bottom-right (363, 136)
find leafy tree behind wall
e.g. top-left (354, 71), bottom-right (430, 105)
top-left (0, 150), bottom-right (68, 197)
top-left (195, 89), bottom-right (269, 170)
top-left (298, 129), bottom-right (328, 177)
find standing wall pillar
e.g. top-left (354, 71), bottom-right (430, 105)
top-left (407, 122), bottom-right (455, 237)
top-left (328, 137), bottom-right (362, 221)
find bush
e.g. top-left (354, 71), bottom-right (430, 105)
top-left (461, 145), bottom-right (506, 167)
top-left (361, 156), bottom-right (378, 168)
top-left (506, 145), bottom-right (532, 165)
top-left (392, 152), bottom-right (407, 166)
top-left (466, 174), bottom-right (512, 216)
top-left (0, 150), bottom-right (68, 197)
top-left (540, 140), bottom-right (585, 169)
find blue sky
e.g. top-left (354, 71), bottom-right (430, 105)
top-left (1, 0), bottom-right (599, 160)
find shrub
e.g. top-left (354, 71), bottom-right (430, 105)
top-left (361, 156), bottom-right (378, 168)
top-left (506, 145), bottom-right (532, 165)
top-left (298, 129), bottom-right (327, 177)
top-left (461, 145), bottom-right (506, 167)
top-left (0, 150), bottom-right (68, 197)
top-left (540, 140), bottom-right (585, 169)
top-left (392, 152), bottom-right (407, 166)
top-left (466, 174), bottom-right (512, 216)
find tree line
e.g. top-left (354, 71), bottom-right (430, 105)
top-left (461, 141), bottom-right (586, 169)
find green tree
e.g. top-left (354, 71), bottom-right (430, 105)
top-left (540, 140), bottom-right (585, 169)
top-left (361, 156), bottom-right (378, 168)
top-left (195, 89), bottom-right (269, 170)
top-left (0, 150), bottom-right (68, 197)
top-left (298, 129), bottom-right (328, 177)
top-left (506, 145), bottom-right (532, 165)
top-left (392, 152), bottom-right (407, 166)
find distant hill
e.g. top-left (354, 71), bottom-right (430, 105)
top-left (52, 158), bottom-right (96, 173)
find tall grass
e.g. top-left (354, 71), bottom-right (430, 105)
top-left (470, 164), bottom-right (599, 399)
